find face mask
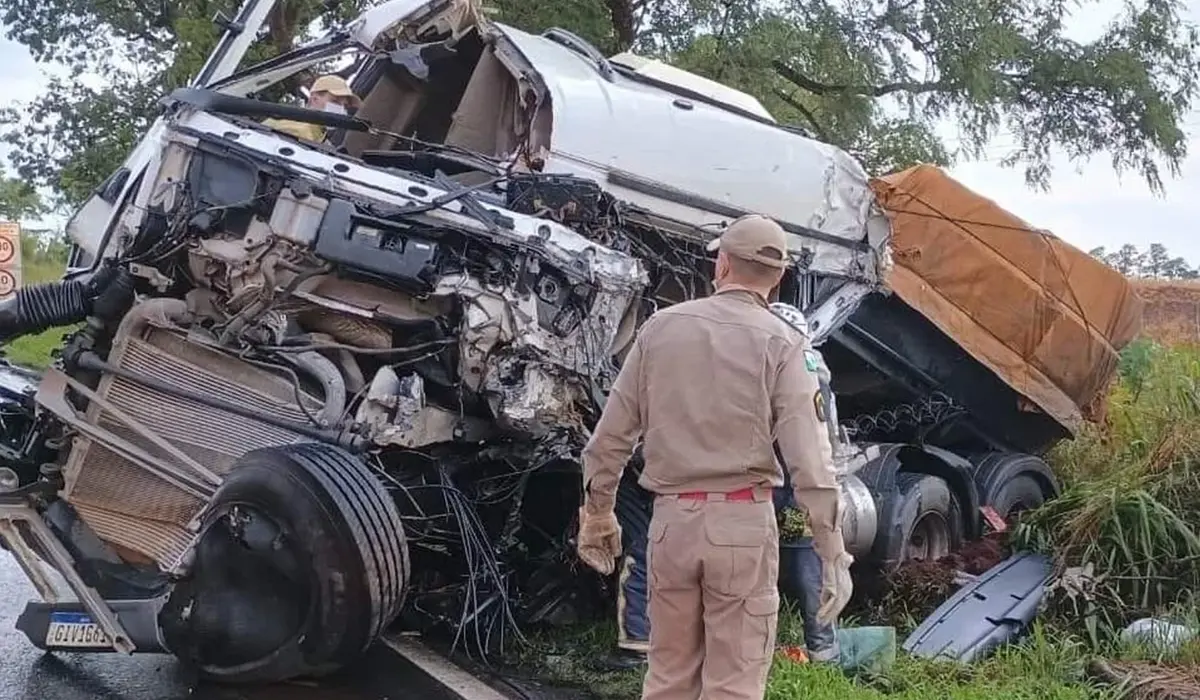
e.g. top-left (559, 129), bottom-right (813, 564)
top-left (323, 102), bottom-right (347, 115)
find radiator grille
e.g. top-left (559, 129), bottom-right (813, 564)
top-left (63, 326), bottom-right (321, 568)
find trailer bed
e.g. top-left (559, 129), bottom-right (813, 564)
top-left (868, 165), bottom-right (1144, 436)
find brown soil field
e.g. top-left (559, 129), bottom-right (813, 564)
top-left (1130, 279), bottom-right (1200, 346)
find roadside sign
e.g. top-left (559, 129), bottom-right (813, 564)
top-left (0, 222), bottom-right (22, 301)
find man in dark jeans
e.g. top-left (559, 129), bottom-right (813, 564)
top-left (604, 453), bottom-right (839, 669)
top-left (766, 302), bottom-right (841, 662)
top-left (772, 473), bottom-right (840, 662)
top-left (601, 455), bottom-right (653, 670)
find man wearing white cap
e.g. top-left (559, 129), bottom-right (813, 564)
top-left (264, 74), bottom-right (362, 142)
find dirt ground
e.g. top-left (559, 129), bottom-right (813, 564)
top-left (856, 533), bottom-right (1011, 626)
top-left (1131, 280), bottom-right (1200, 345)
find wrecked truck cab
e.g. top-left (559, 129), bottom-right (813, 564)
top-left (0, 0), bottom-right (1137, 685)
top-left (1, 0), bottom-right (892, 683)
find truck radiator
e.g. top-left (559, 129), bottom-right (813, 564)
top-left (62, 325), bottom-right (321, 569)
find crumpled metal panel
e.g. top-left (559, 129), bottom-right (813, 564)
top-left (483, 359), bottom-right (589, 437)
top-left (433, 266), bottom-right (644, 435)
top-left (490, 22), bottom-right (891, 284)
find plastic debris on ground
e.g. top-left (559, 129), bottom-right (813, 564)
top-left (902, 552), bottom-right (1053, 663)
top-left (1121, 618), bottom-right (1200, 653)
top-left (835, 626), bottom-right (897, 675)
top-left (778, 646), bottom-right (810, 664)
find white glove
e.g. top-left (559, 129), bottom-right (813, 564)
top-left (576, 506), bottom-right (622, 575)
top-left (817, 550), bottom-right (854, 625)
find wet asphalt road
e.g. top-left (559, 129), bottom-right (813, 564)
top-left (0, 555), bottom-right (411, 700)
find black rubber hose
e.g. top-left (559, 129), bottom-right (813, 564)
top-left (0, 264), bottom-right (135, 344)
top-left (0, 280), bottom-right (90, 343)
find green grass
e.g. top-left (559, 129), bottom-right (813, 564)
top-left (1016, 339), bottom-right (1200, 633)
top-left (3, 247), bottom-right (71, 370)
top-left (508, 611), bottom-right (1116, 700)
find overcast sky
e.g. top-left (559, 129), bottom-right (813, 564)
top-left (0, 0), bottom-right (1197, 264)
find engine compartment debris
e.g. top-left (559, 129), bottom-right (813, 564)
top-left (0, 0), bottom-right (1157, 688)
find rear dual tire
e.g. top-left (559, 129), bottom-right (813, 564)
top-left (972, 452), bottom-right (1056, 523)
top-left (875, 472), bottom-right (964, 569)
top-left (159, 443), bottom-right (409, 684)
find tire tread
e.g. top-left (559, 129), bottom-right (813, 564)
top-left (279, 443), bottom-right (408, 641)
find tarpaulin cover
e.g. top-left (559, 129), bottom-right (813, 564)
top-left (870, 165), bottom-right (1144, 434)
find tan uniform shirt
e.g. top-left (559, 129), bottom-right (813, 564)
top-left (582, 287), bottom-right (844, 557)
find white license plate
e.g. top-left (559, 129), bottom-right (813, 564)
top-left (45, 612), bottom-right (111, 648)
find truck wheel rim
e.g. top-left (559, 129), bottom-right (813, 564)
top-left (905, 512), bottom-right (951, 561)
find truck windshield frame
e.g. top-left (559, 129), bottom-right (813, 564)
top-left (206, 35), bottom-right (361, 99)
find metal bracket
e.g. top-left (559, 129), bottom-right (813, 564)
top-left (0, 499), bottom-right (136, 654)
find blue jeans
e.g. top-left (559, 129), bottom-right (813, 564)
top-left (615, 469), bottom-right (651, 651)
top-left (773, 482), bottom-right (838, 656)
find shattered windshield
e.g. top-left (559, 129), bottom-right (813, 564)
top-left (187, 16), bottom-right (546, 178)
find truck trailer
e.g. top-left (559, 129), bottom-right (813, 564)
top-left (0, 0), bottom-right (1142, 683)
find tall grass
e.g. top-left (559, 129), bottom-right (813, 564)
top-left (1014, 339), bottom-right (1200, 636)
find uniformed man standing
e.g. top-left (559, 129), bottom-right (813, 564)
top-left (575, 214), bottom-right (855, 699)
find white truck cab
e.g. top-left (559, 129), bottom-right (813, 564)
top-left (68, 0), bottom-right (890, 343)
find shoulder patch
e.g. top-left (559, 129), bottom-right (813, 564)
top-left (803, 349), bottom-right (819, 373)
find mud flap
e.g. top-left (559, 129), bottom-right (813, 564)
top-left (902, 552), bottom-right (1053, 663)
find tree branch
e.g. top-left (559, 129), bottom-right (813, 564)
top-left (128, 0), bottom-right (176, 45)
top-left (603, 0), bottom-right (637, 51)
top-left (771, 59), bottom-right (954, 97)
top-left (772, 88), bottom-right (829, 142)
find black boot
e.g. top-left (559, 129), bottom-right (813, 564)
top-left (595, 647), bottom-right (648, 672)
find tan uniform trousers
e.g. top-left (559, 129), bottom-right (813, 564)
top-left (642, 491), bottom-right (779, 700)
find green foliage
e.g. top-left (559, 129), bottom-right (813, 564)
top-left (2, 232), bottom-right (70, 370)
top-left (768, 624), bottom-right (1105, 700)
top-left (512, 612), bottom-right (1113, 699)
top-left (1089, 243), bottom-right (1199, 279)
top-left (1117, 338), bottom-right (1161, 397)
top-left (0, 165), bottom-right (45, 222)
top-left (778, 505), bottom-right (812, 542)
top-left (491, 0), bottom-right (1200, 191)
top-left (0, 0), bottom-right (371, 209)
top-left (1017, 343), bottom-right (1200, 635)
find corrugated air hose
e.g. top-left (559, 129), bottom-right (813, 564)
top-left (0, 280), bottom-right (90, 343)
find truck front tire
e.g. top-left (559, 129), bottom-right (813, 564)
top-left (159, 442), bottom-right (410, 684)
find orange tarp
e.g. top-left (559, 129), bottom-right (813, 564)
top-left (870, 165), bottom-right (1144, 434)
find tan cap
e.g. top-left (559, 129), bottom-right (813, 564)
top-left (705, 214), bottom-right (790, 269)
top-left (310, 74), bottom-right (361, 107)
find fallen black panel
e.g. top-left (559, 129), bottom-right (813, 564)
top-left (902, 551), bottom-right (1053, 663)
